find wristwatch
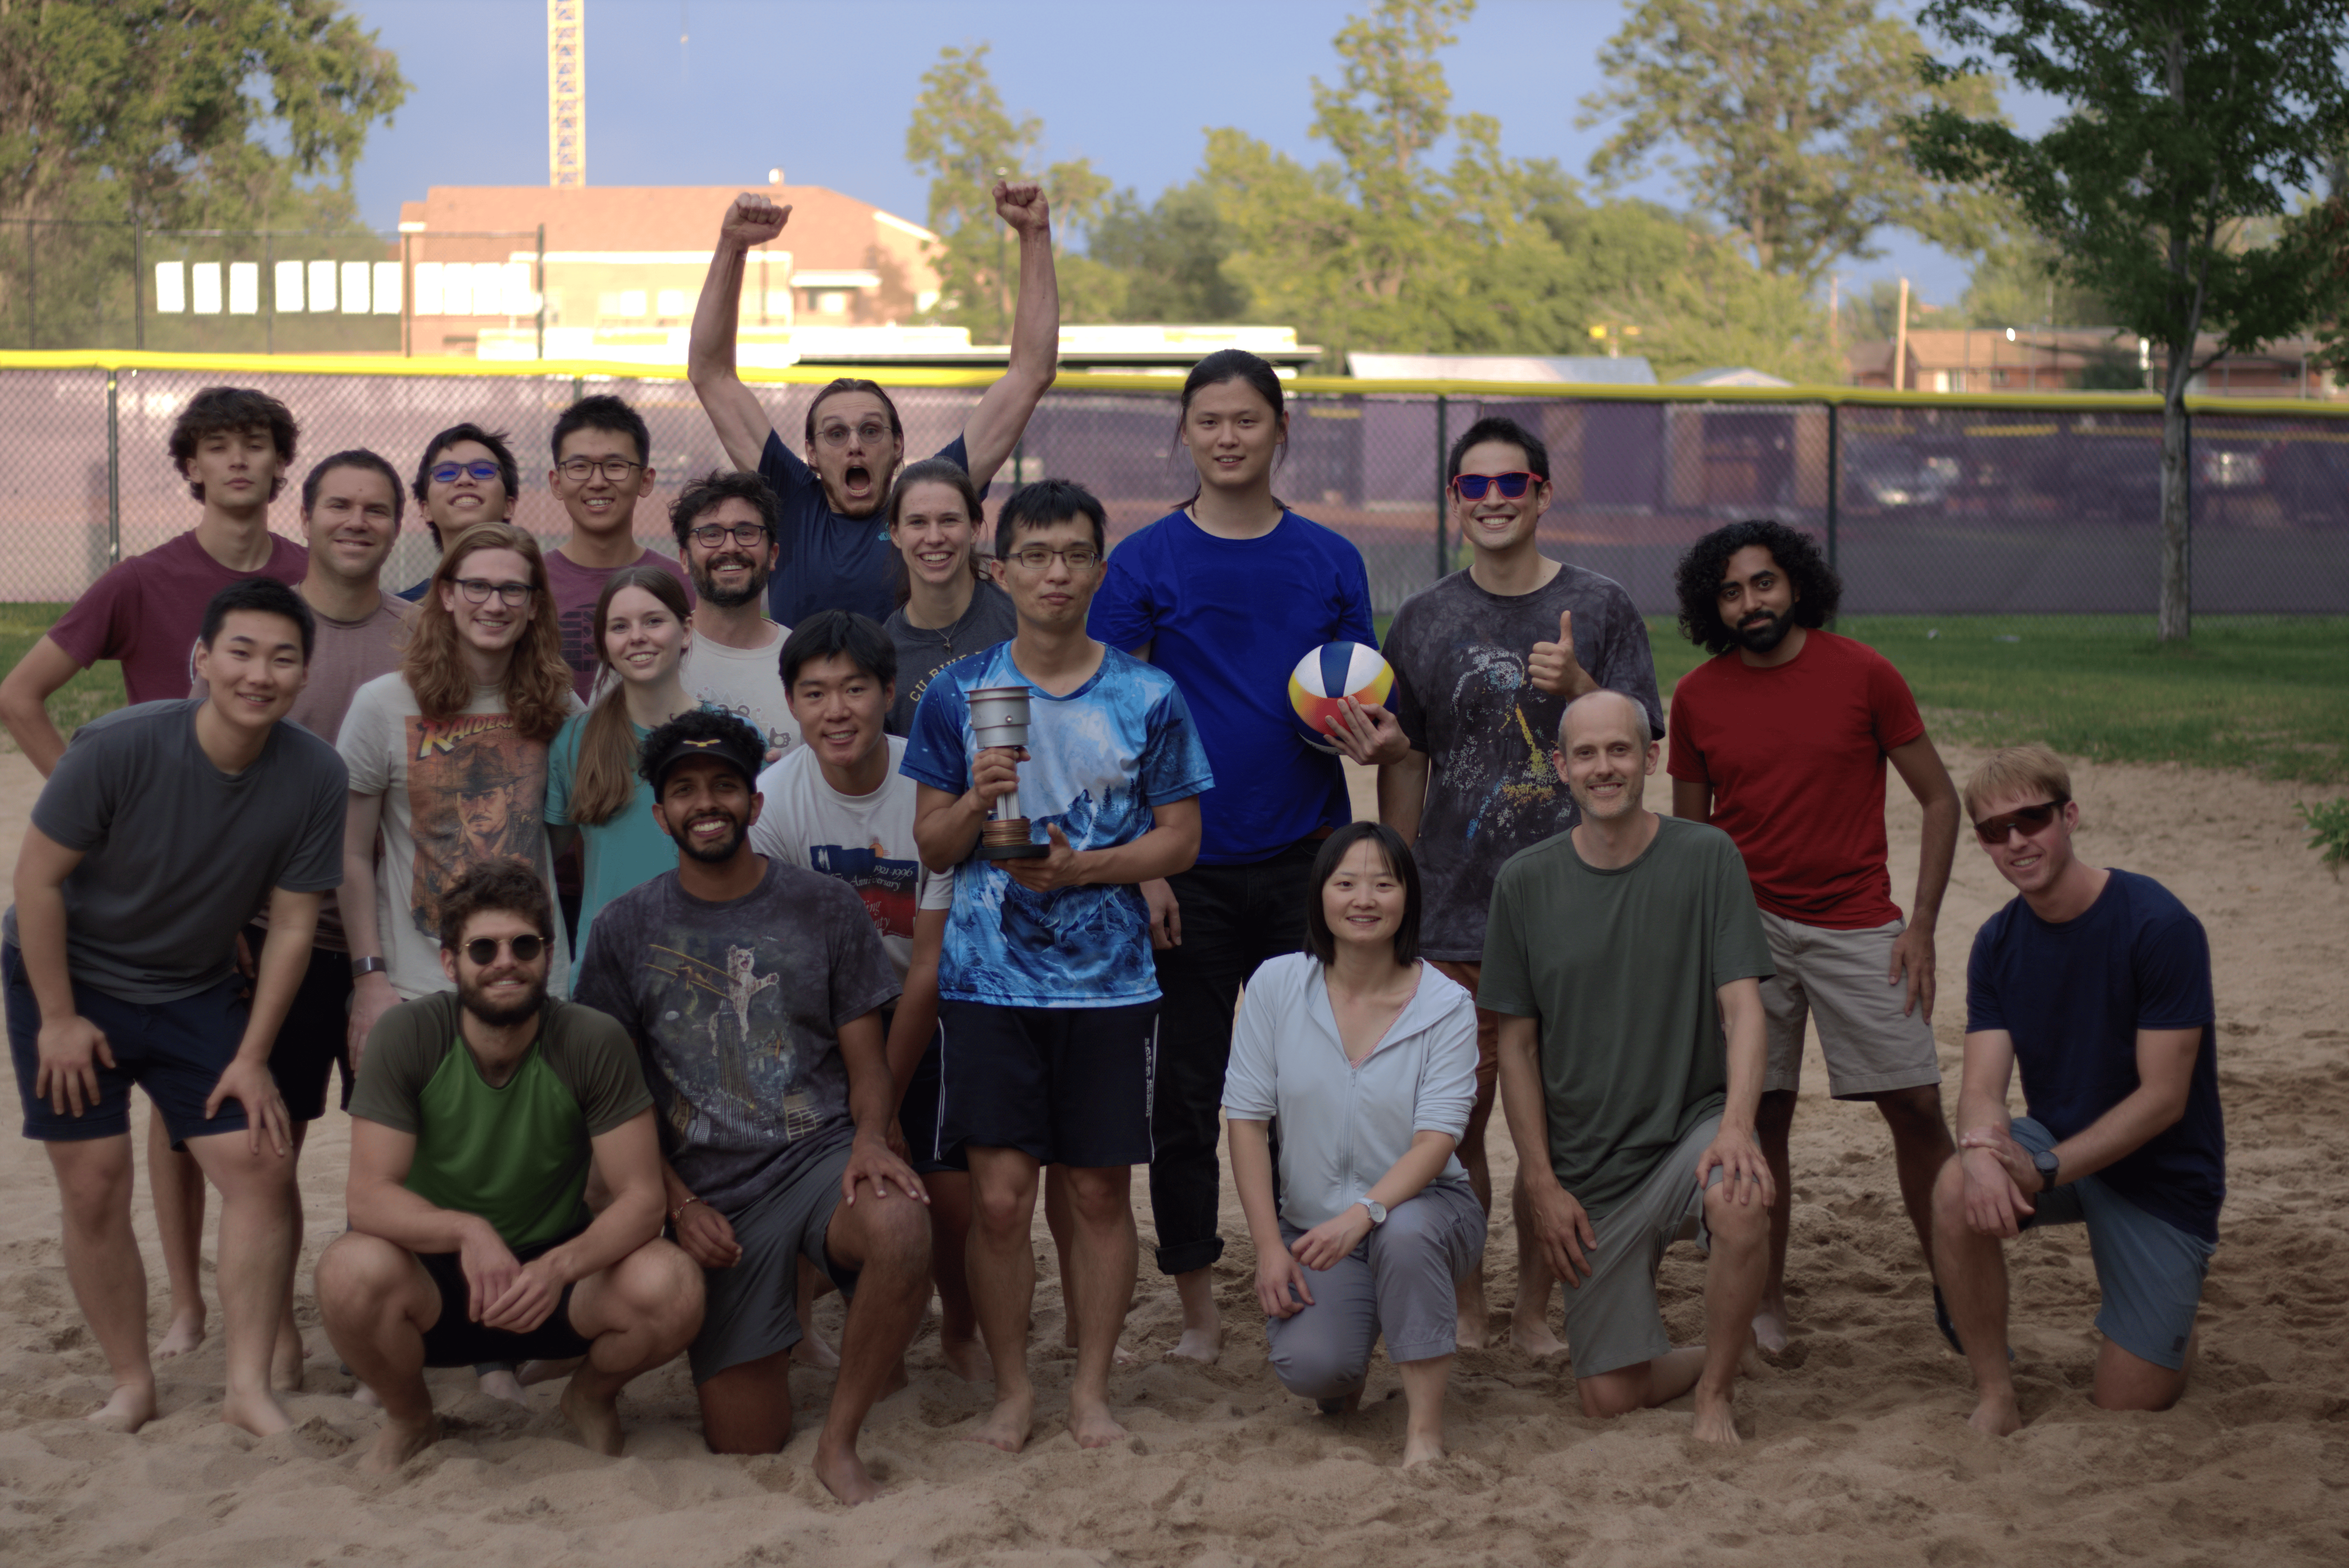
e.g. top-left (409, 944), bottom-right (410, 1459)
top-left (350, 956), bottom-right (386, 979)
top-left (2032, 1147), bottom-right (2061, 1193)
top-left (1360, 1199), bottom-right (1388, 1228)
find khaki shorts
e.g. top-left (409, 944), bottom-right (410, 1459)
top-left (1557, 1115), bottom-right (1722, 1380)
top-left (1759, 911), bottom-right (1941, 1100)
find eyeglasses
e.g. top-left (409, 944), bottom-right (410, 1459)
top-left (454, 577), bottom-right (535, 607)
top-left (430, 460), bottom-right (503, 485)
top-left (815, 420), bottom-right (891, 449)
top-left (462, 934), bottom-right (546, 965)
top-left (689, 521), bottom-right (773, 548)
top-left (1005, 544), bottom-right (1100, 572)
top-left (558, 456), bottom-right (644, 483)
top-left (1972, 798), bottom-right (2067, 844)
top-left (1449, 472), bottom-right (1545, 501)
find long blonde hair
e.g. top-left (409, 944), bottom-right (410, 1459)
top-left (401, 522), bottom-right (574, 741)
top-left (567, 565), bottom-right (693, 826)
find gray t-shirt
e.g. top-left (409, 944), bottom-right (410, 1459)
top-left (1384, 565), bottom-right (1664, 962)
top-left (1477, 816), bottom-right (1773, 1219)
top-left (5, 699), bottom-right (346, 1002)
top-left (570, 857), bottom-right (901, 1213)
top-left (883, 579), bottom-right (1017, 736)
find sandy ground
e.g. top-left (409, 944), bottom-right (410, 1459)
top-left (1, 742), bottom-right (2345, 1567)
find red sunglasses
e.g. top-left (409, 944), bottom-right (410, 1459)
top-left (1449, 471), bottom-right (1545, 501)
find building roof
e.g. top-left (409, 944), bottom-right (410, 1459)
top-left (1673, 366), bottom-right (1793, 388)
top-left (1346, 352), bottom-right (1657, 384)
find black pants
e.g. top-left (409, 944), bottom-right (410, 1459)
top-left (1147, 837), bottom-right (1320, 1276)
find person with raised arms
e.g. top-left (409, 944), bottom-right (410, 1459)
top-left (882, 459), bottom-right (1017, 736)
top-left (1087, 349), bottom-right (1376, 1364)
top-left (398, 423), bottom-right (521, 602)
top-left (319, 858), bottom-right (702, 1472)
top-left (671, 469), bottom-right (802, 762)
top-left (6, 578), bottom-right (344, 1437)
top-left (574, 710), bottom-right (931, 1504)
top-left (904, 479), bottom-right (1213, 1452)
top-left (687, 182), bottom-right (1058, 625)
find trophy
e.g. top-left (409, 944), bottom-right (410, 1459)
top-left (967, 685), bottom-right (1050, 860)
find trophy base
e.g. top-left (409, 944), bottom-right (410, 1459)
top-left (979, 818), bottom-right (1049, 860)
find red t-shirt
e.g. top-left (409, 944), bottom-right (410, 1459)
top-left (48, 529), bottom-right (309, 704)
top-left (1666, 630), bottom-right (1926, 929)
top-left (544, 545), bottom-right (696, 701)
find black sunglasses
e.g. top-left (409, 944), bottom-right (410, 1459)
top-left (1972, 798), bottom-right (2067, 844)
top-left (463, 933), bottom-right (547, 965)
top-left (1449, 471), bottom-right (1544, 501)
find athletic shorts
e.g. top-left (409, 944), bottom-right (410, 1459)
top-left (936, 999), bottom-right (1158, 1170)
top-left (1758, 912), bottom-right (1942, 1099)
top-left (248, 924), bottom-right (354, 1124)
top-left (416, 1229), bottom-right (598, 1368)
top-left (2009, 1116), bottom-right (2213, 1371)
top-left (6, 944), bottom-right (252, 1145)
top-left (1557, 1115), bottom-right (1726, 1380)
top-left (691, 1138), bottom-right (857, 1384)
top-left (896, 1024), bottom-right (966, 1175)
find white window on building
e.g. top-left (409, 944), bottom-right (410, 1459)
top-left (1931, 370), bottom-right (1950, 393)
top-left (502, 262), bottom-right (535, 315)
top-left (372, 261), bottom-right (402, 314)
top-left (443, 264), bottom-right (473, 315)
top-left (412, 262), bottom-right (444, 315)
top-left (274, 260), bottom-right (304, 313)
top-left (192, 262), bottom-right (223, 315)
top-left (307, 259), bottom-right (337, 313)
top-left (599, 290), bottom-right (648, 319)
top-left (656, 288), bottom-right (687, 317)
top-left (339, 261), bottom-right (369, 314)
top-left (816, 290), bottom-right (847, 315)
top-left (227, 262), bottom-right (259, 315)
top-left (155, 262), bottom-right (185, 313)
top-left (763, 290), bottom-right (793, 317)
top-left (471, 262), bottom-right (506, 315)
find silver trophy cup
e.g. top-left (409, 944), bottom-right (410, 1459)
top-left (967, 685), bottom-right (1050, 861)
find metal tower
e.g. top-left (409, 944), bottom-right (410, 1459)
top-left (548, 0), bottom-right (584, 187)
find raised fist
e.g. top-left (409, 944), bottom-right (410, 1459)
top-left (721, 193), bottom-right (792, 249)
top-left (994, 181), bottom-right (1050, 237)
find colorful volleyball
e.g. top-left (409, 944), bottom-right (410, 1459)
top-left (1287, 641), bottom-right (1394, 753)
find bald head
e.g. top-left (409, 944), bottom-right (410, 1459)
top-left (1557, 687), bottom-right (1651, 752)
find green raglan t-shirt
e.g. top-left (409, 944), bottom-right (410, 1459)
top-left (1477, 815), bottom-right (1775, 1220)
top-left (350, 992), bottom-right (653, 1251)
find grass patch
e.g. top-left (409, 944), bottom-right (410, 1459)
top-left (0, 603), bottom-right (130, 749)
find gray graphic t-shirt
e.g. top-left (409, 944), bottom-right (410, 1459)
top-left (1384, 565), bottom-right (1664, 962)
top-left (571, 858), bottom-right (901, 1212)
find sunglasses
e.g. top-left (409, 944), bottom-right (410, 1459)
top-left (430, 460), bottom-right (503, 485)
top-left (463, 934), bottom-right (547, 965)
top-left (1449, 471), bottom-right (1545, 501)
top-left (1972, 798), bottom-right (2067, 844)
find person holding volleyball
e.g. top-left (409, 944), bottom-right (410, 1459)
top-left (1087, 349), bottom-right (1377, 1364)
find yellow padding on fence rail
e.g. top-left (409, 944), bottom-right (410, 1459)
top-left (2, 349), bottom-right (2347, 417)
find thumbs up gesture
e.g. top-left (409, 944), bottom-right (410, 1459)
top-left (1527, 609), bottom-right (1591, 698)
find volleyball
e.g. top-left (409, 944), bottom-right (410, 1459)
top-left (1287, 641), bottom-right (1394, 753)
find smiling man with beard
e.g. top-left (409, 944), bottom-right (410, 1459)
top-left (670, 470), bottom-right (801, 762)
top-left (1665, 520), bottom-right (1964, 1358)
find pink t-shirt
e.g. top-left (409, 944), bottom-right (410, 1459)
top-left (543, 545), bottom-right (695, 701)
top-left (49, 529), bottom-right (308, 703)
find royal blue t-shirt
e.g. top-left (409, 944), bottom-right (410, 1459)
top-left (1966, 869), bottom-right (2225, 1242)
top-left (757, 430), bottom-right (970, 626)
top-left (900, 642), bottom-right (1214, 1007)
top-left (1086, 508), bottom-right (1374, 864)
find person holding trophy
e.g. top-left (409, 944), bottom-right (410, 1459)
top-left (903, 479), bottom-right (1214, 1455)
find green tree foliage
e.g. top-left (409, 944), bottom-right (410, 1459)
top-left (1581, 0), bottom-right (2000, 283)
top-left (1081, 181), bottom-right (1248, 322)
top-left (1955, 231), bottom-right (2110, 329)
top-left (1910, 0), bottom-right (2349, 641)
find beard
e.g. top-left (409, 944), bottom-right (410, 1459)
top-left (691, 553), bottom-right (769, 609)
top-left (1733, 607), bottom-right (1796, 653)
top-left (671, 809), bottom-right (748, 864)
top-left (459, 969), bottom-right (548, 1028)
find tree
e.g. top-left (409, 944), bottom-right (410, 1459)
top-left (1082, 181), bottom-right (1249, 322)
top-left (1954, 230), bottom-right (2111, 330)
top-left (1910, 1), bottom-right (2349, 642)
top-left (1580, 0), bottom-right (1999, 284)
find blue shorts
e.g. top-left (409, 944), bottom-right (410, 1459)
top-left (6, 944), bottom-right (253, 1145)
top-left (2011, 1116), bottom-right (2214, 1371)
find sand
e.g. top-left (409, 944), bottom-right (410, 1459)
top-left (2, 742), bottom-right (2345, 1567)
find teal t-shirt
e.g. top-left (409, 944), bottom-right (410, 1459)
top-left (546, 708), bottom-right (686, 963)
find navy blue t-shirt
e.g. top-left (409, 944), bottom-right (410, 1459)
top-left (757, 430), bottom-right (970, 626)
top-left (1087, 509), bottom-right (1374, 864)
top-left (1966, 869), bottom-right (2225, 1243)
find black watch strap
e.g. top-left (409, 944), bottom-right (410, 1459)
top-left (2033, 1146), bottom-right (2061, 1192)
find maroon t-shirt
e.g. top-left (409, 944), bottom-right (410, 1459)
top-left (49, 529), bottom-right (308, 703)
top-left (543, 545), bottom-right (695, 701)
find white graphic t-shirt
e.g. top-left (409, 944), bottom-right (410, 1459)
top-left (682, 625), bottom-right (801, 762)
top-left (749, 736), bottom-right (951, 980)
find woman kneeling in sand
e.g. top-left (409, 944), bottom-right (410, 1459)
top-left (1224, 823), bottom-right (1485, 1467)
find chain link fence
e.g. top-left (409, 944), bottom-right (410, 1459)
top-left (5, 359), bottom-right (2348, 625)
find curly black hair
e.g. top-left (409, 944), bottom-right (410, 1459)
top-left (1673, 519), bottom-right (1842, 655)
top-left (636, 705), bottom-right (766, 791)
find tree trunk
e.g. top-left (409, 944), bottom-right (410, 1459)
top-left (2158, 382), bottom-right (2191, 643)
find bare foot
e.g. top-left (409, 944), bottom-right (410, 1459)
top-left (942, 1333), bottom-right (995, 1384)
top-left (1965, 1396), bottom-right (2023, 1438)
top-left (1401, 1431), bottom-right (1445, 1468)
top-left (1751, 1301), bottom-right (1790, 1356)
top-left (85, 1381), bottom-right (156, 1433)
top-left (360, 1411), bottom-right (440, 1473)
top-left (1169, 1326), bottom-right (1221, 1364)
top-left (517, 1357), bottom-right (582, 1387)
top-left (967, 1389), bottom-right (1034, 1453)
top-left (221, 1387), bottom-right (294, 1438)
top-left (1454, 1276), bottom-right (1490, 1351)
top-left (793, 1332), bottom-right (842, 1370)
top-left (813, 1433), bottom-right (881, 1504)
top-left (1511, 1312), bottom-right (1566, 1358)
top-left (1690, 1383), bottom-right (1741, 1446)
top-left (559, 1377), bottom-right (625, 1457)
top-left (351, 1381), bottom-right (382, 1408)
top-left (155, 1308), bottom-right (205, 1361)
top-left (1067, 1396), bottom-right (1128, 1450)
top-left (476, 1368), bottom-right (529, 1405)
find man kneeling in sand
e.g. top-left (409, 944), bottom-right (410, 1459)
top-left (319, 859), bottom-right (702, 1472)
top-left (1936, 745), bottom-right (2225, 1435)
top-left (1483, 690), bottom-right (1777, 1443)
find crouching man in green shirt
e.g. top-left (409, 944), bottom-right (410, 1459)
top-left (1483, 689), bottom-right (1777, 1444)
top-left (317, 858), bottom-right (703, 1472)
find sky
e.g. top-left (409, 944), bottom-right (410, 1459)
top-left (337, 0), bottom-right (1984, 310)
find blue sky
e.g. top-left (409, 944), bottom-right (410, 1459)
top-left (338, 0), bottom-right (1979, 309)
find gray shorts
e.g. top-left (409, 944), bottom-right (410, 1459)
top-left (1759, 911), bottom-right (1941, 1099)
top-left (690, 1138), bottom-right (856, 1385)
top-left (1558, 1116), bottom-right (1725, 1380)
top-left (1263, 1181), bottom-right (1486, 1401)
top-left (2009, 1117), bottom-right (2213, 1371)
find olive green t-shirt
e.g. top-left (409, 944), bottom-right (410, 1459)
top-left (350, 993), bottom-right (653, 1251)
top-left (1477, 815), bottom-right (1773, 1219)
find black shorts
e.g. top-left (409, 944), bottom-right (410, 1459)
top-left (248, 924), bottom-right (353, 1123)
top-left (936, 999), bottom-right (1158, 1169)
top-left (897, 1025), bottom-right (967, 1175)
top-left (416, 1231), bottom-right (597, 1368)
top-left (7, 944), bottom-right (250, 1144)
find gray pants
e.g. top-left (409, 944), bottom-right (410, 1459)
top-left (1264, 1181), bottom-right (1486, 1401)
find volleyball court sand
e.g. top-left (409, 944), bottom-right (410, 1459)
top-left (0, 744), bottom-right (2344, 1567)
